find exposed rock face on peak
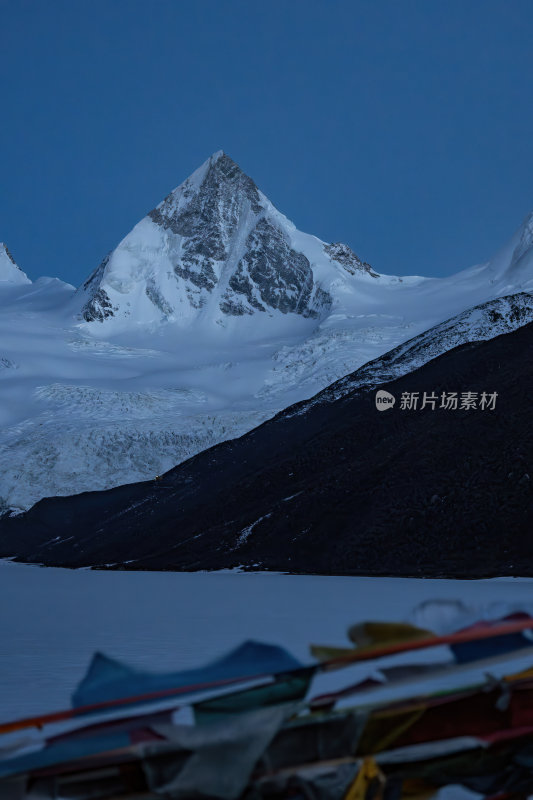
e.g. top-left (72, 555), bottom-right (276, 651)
top-left (0, 244), bottom-right (31, 285)
top-left (77, 152), bottom-right (375, 330)
top-left (220, 217), bottom-right (321, 318)
top-left (147, 152), bottom-right (264, 307)
top-left (80, 253), bottom-right (116, 322)
top-left (2, 173), bottom-right (533, 518)
top-left (324, 242), bottom-right (378, 277)
top-left (149, 151), bottom-right (263, 237)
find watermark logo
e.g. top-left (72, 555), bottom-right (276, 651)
top-left (375, 389), bottom-right (396, 411)
top-left (399, 391), bottom-right (497, 411)
top-left (374, 389), bottom-right (498, 411)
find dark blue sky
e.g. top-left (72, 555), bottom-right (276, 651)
top-left (1, 0), bottom-right (532, 285)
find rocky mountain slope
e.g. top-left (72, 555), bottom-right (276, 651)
top-left (292, 291), bottom-right (533, 411)
top-left (1, 152), bottom-right (533, 513)
top-left (77, 151), bottom-right (375, 331)
top-left (2, 319), bottom-right (531, 576)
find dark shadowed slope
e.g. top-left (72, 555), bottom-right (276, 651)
top-left (290, 291), bottom-right (533, 412)
top-left (1, 321), bottom-right (532, 577)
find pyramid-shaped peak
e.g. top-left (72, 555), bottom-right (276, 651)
top-left (158, 151), bottom-right (258, 208)
top-left (202, 149), bottom-right (240, 170)
top-left (79, 146), bottom-right (336, 327)
top-left (190, 151), bottom-right (254, 193)
top-left (199, 150), bottom-right (252, 183)
top-left (148, 151), bottom-right (263, 235)
top-left (201, 151), bottom-right (260, 197)
top-left (205, 150), bottom-right (248, 178)
top-left (210, 149), bottom-right (227, 162)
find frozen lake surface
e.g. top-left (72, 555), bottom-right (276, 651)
top-left (1, 560), bottom-right (533, 723)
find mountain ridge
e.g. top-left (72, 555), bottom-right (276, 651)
top-left (77, 152), bottom-right (377, 332)
top-left (2, 319), bottom-right (531, 576)
top-left (1, 153), bottom-right (533, 513)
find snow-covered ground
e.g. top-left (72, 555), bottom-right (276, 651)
top-left (2, 560), bottom-right (533, 724)
top-left (1, 153), bottom-right (533, 512)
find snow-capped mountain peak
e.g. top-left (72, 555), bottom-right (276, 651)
top-left (0, 243), bottom-right (31, 285)
top-left (78, 152), bottom-right (375, 332)
top-left (1, 162), bottom-right (533, 515)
